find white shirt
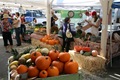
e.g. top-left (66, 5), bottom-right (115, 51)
top-left (16, 17), bottom-right (21, 28)
top-left (90, 18), bottom-right (100, 36)
top-left (84, 16), bottom-right (92, 33)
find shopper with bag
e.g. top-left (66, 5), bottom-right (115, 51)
top-left (62, 17), bottom-right (74, 52)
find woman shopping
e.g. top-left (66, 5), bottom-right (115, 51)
top-left (62, 17), bottom-right (75, 52)
top-left (0, 14), bottom-right (13, 53)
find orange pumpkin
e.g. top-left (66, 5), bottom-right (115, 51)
top-left (74, 46), bottom-right (82, 52)
top-left (64, 60), bottom-right (78, 74)
top-left (17, 64), bottom-right (28, 74)
top-left (54, 40), bottom-right (59, 44)
top-left (39, 70), bottom-right (48, 78)
top-left (82, 47), bottom-right (91, 52)
top-left (35, 56), bottom-right (51, 70)
top-left (48, 40), bottom-right (56, 45)
top-left (42, 38), bottom-right (47, 42)
top-left (58, 52), bottom-right (70, 63)
top-left (48, 50), bottom-right (59, 61)
top-left (28, 66), bottom-right (39, 78)
top-left (45, 40), bottom-right (49, 44)
top-left (92, 50), bottom-right (98, 57)
top-left (47, 66), bottom-right (59, 77)
top-left (30, 51), bottom-right (42, 62)
top-left (52, 60), bottom-right (64, 73)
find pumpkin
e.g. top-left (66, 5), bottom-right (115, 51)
top-left (40, 48), bottom-right (49, 56)
top-left (58, 52), bottom-right (70, 63)
top-left (64, 60), bottom-right (78, 74)
top-left (48, 50), bottom-right (59, 61)
top-left (54, 40), bottom-right (59, 44)
top-left (92, 50), bottom-right (98, 57)
top-left (51, 60), bottom-right (64, 73)
top-left (47, 66), bottom-right (59, 77)
top-left (82, 47), bottom-right (91, 52)
top-left (17, 64), bottom-right (28, 74)
top-left (30, 51), bottom-right (42, 62)
top-left (39, 70), bottom-right (48, 78)
top-left (35, 56), bottom-right (51, 70)
top-left (41, 38), bottom-right (47, 42)
top-left (48, 40), bottom-right (55, 45)
top-left (28, 66), bottom-right (39, 78)
top-left (74, 46), bottom-right (82, 52)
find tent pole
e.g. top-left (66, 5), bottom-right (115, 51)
top-left (100, 0), bottom-right (113, 63)
top-left (109, 9), bottom-right (113, 67)
top-left (46, 0), bottom-right (51, 35)
top-left (100, 0), bottom-right (109, 57)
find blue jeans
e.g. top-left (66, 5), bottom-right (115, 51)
top-left (15, 27), bottom-right (21, 45)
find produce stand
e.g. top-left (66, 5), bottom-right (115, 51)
top-left (31, 33), bottom-right (62, 50)
top-left (8, 46), bottom-right (81, 80)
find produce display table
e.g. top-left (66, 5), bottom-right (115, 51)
top-left (69, 50), bottom-right (106, 72)
top-left (31, 33), bottom-right (62, 50)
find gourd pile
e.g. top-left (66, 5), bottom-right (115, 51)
top-left (8, 47), bottom-right (79, 80)
top-left (74, 45), bottom-right (98, 57)
top-left (40, 35), bottom-right (60, 45)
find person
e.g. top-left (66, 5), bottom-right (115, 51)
top-left (62, 17), bottom-right (74, 52)
top-left (51, 11), bottom-right (58, 27)
top-left (13, 12), bottom-right (21, 46)
top-left (31, 18), bottom-right (37, 26)
top-left (82, 11), bottom-right (101, 36)
top-left (20, 14), bottom-right (26, 40)
top-left (82, 11), bottom-right (92, 24)
top-left (0, 14), bottom-right (13, 53)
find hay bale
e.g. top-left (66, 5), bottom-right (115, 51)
top-left (69, 51), bottom-right (106, 72)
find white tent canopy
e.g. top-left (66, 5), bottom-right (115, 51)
top-left (0, 0), bottom-right (47, 9)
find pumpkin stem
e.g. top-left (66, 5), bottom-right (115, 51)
top-left (45, 57), bottom-right (48, 60)
top-left (42, 71), bottom-right (46, 74)
top-left (70, 59), bottom-right (73, 62)
top-left (34, 52), bottom-right (36, 56)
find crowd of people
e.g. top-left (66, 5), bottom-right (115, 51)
top-left (59, 10), bottom-right (102, 52)
top-left (0, 9), bottom-right (102, 53)
top-left (0, 9), bottom-right (27, 53)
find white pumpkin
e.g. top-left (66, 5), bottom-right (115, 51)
top-left (40, 48), bottom-right (49, 56)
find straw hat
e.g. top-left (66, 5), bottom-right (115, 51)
top-left (3, 14), bottom-right (10, 19)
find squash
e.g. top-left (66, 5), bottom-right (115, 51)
top-left (64, 60), bottom-right (78, 74)
top-left (58, 52), bottom-right (70, 63)
top-left (47, 66), bottom-right (59, 77)
top-left (92, 50), bottom-right (98, 57)
top-left (28, 66), bottom-right (39, 78)
top-left (17, 64), bottom-right (28, 74)
top-left (51, 60), bottom-right (64, 73)
top-left (35, 56), bottom-right (51, 70)
top-left (83, 52), bottom-right (91, 56)
top-left (39, 70), bottom-right (48, 78)
top-left (48, 50), bottom-right (59, 61)
top-left (40, 48), bottom-right (49, 56)
top-left (30, 51), bottom-right (42, 62)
